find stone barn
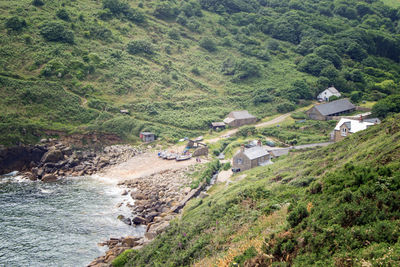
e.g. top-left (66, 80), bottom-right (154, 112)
top-left (223, 110), bottom-right (257, 127)
top-left (306, 99), bottom-right (355, 120)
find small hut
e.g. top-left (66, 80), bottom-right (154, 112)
top-left (140, 132), bottom-right (155, 143)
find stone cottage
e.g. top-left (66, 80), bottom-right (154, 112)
top-left (232, 144), bottom-right (271, 172)
top-left (332, 118), bottom-right (380, 142)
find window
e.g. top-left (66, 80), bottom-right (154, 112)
top-left (341, 127), bottom-right (347, 136)
top-left (237, 158), bottom-right (243, 165)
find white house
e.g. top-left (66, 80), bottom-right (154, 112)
top-left (317, 86), bottom-right (341, 102)
top-left (332, 118), bottom-right (380, 142)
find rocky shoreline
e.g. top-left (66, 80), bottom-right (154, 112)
top-left (0, 139), bottom-right (143, 182)
top-left (89, 165), bottom-right (209, 267)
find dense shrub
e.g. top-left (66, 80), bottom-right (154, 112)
top-left (153, 2), bottom-right (178, 19)
top-left (56, 8), bottom-right (70, 21)
top-left (199, 37), bottom-right (217, 52)
top-left (32, 0), bottom-right (44, 7)
top-left (127, 40), bottom-right (154, 55)
top-left (277, 102), bottom-right (295, 113)
top-left (372, 94), bottom-right (400, 118)
top-left (236, 126), bottom-right (257, 137)
top-left (298, 54), bottom-right (331, 76)
top-left (40, 22), bottom-right (74, 43)
top-left (5, 16), bottom-right (27, 31)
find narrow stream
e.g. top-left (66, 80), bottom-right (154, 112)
top-left (0, 175), bottom-right (145, 267)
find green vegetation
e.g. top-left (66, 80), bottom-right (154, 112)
top-left (260, 120), bottom-right (336, 145)
top-left (117, 113), bottom-right (400, 267)
top-left (1, 0), bottom-right (400, 145)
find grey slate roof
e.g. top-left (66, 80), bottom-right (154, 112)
top-left (327, 86), bottom-right (340, 95)
top-left (229, 110), bottom-right (256, 120)
top-left (243, 146), bottom-right (269, 160)
top-left (314, 99), bottom-right (355, 116)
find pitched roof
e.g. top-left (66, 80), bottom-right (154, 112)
top-left (314, 99), bottom-right (355, 116)
top-left (228, 110), bottom-right (256, 120)
top-left (327, 86), bottom-right (340, 95)
top-left (211, 122), bottom-right (226, 127)
top-left (334, 118), bottom-right (375, 133)
top-left (243, 146), bottom-right (269, 160)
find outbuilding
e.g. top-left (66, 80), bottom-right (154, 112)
top-left (306, 99), bottom-right (355, 120)
top-left (223, 110), bottom-right (257, 127)
top-left (140, 132), bottom-right (155, 143)
top-left (210, 122), bottom-right (226, 131)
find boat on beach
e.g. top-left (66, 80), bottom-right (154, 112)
top-left (176, 154), bottom-right (192, 161)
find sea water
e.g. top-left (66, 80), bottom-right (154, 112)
top-left (0, 175), bottom-right (144, 267)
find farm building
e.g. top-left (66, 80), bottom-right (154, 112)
top-left (317, 86), bottom-right (341, 102)
top-left (332, 118), bottom-right (380, 142)
top-left (223, 110), bottom-right (257, 127)
top-left (306, 99), bottom-right (355, 120)
top-left (140, 132), bottom-right (155, 143)
top-left (210, 122), bottom-right (226, 131)
top-left (232, 144), bottom-right (271, 172)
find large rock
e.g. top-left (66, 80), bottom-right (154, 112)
top-left (132, 216), bottom-right (147, 225)
top-left (41, 174), bottom-right (58, 182)
top-left (121, 236), bottom-right (141, 247)
top-left (41, 149), bottom-right (64, 163)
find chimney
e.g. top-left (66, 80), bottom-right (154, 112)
top-left (240, 145), bottom-right (245, 152)
top-left (359, 114), bottom-right (363, 122)
top-left (257, 140), bottom-right (262, 147)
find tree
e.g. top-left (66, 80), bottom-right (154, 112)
top-left (298, 54), bottom-right (331, 76)
top-left (372, 95), bottom-right (400, 118)
top-left (315, 45), bottom-right (342, 69)
top-left (199, 37), bottom-right (217, 52)
top-left (346, 42), bottom-right (368, 61)
top-left (153, 2), bottom-right (178, 19)
top-left (5, 16), bottom-right (27, 31)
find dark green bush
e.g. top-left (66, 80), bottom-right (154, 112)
top-left (287, 205), bottom-right (308, 227)
top-left (5, 16), bottom-right (27, 31)
top-left (199, 37), bottom-right (217, 52)
top-left (127, 40), bottom-right (154, 55)
top-left (56, 8), bottom-right (70, 21)
top-left (40, 21), bottom-right (74, 43)
top-left (32, 0), bottom-right (44, 7)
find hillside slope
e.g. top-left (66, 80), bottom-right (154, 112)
top-left (1, 0), bottom-right (400, 145)
top-left (114, 114), bottom-right (400, 266)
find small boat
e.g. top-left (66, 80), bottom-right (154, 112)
top-left (166, 153), bottom-right (178, 160)
top-left (176, 154), bottom-right (192, 161)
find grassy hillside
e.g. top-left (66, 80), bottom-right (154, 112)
top-left (1, 0), bottom-right (400, 145)
top-left (114, 115), bottom-right (400, 266)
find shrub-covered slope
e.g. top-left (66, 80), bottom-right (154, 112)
top-left (115, 114), bottom-right (400, 266)
top-left (1, 0), bottom-right (400, 145)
